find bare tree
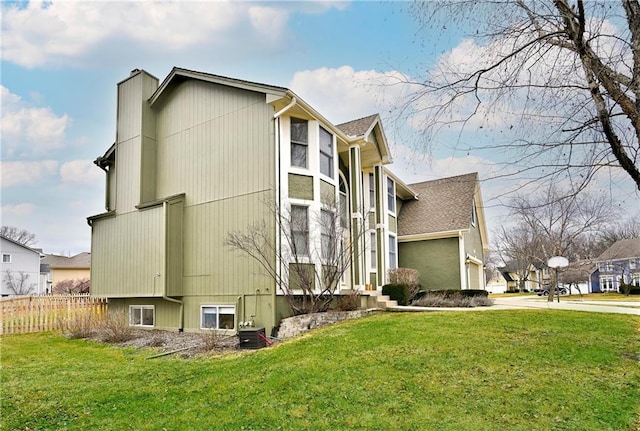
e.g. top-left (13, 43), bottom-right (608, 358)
top-left (225, 198), bottom-right (364, 315)
top-left (497, 186), bottom-right (613, 300)
top-left (3, 269), bottom-right (36, 296)
top-left (400, 0), bottom-right (640, 194)
top-left (1, 226), bottom-right (36, 247)
top-left (496, 224), bottom-right (543, 292)
top-left (53, 278), bottom-right (90, 295)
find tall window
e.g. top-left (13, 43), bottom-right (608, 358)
top-left (291, 117), bottom-right (308, 168)
top-left (129, 305), bottom-right (154, 327)
top-left (369, 174), bottom-right (375, 208)
top-left (321, 209), bottom-right (333, 260)
top-left (201, 305), bottom-right (235, 330)
top-left (291, 205), bottom-right (309, 256)
top-left (319, 126), bottom-right (334, 177)
top-left (387, 177), bottom-right (395, 213)
top-left (388, 235), bottom-right (397, 269)
top-left (371, 232), bottom-right (377, 269)
top-left (471, 200), bottom-right (477, 226)
top-left (339, 176), bottom-right (348, 228)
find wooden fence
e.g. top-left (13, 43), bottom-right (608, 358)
top-left (0, 294), bottom-right (108, 335)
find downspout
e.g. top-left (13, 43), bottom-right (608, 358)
top-left (272, 97), bottom-right (296, 332)
top-left (162, 201), bottom-right (184, 331)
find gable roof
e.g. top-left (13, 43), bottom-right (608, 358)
top-left (595, 238), bottom-right (640, 261)
top-left (397, 172), bottom-right (479, 236)
top-left (149, 67), bottom-right (288, 107)
top-left (41, 252), bottom-right (91, 269)
top-left (337, 114), bottom-right (379, 137)
top-left (0, 235), bottom-right (41, 255)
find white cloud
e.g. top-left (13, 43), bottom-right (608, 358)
top-left (289, 65), bottom-right (417, 124)
top-left (60, 160), bottom-right (103, 185)
top-left (1, 86), bottom-right (69, 157)
top-left (0, 160), bottom-right (59, 187)
top-left (0, 1), bottom-right (349, 68)
top-left (1, 203), bottom-right (36, 217)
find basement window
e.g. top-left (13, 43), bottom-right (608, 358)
top-left (201, 305), bottom-right (235, 330)
top-left (129, 305), bottom-right (154, 327)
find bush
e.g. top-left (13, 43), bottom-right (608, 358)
top-left (58, 311), bottom-right (95, 339)
top-left (335, 290), bottom-right (361, 311)
top-left (388, 268), bottom-right (420, 301)
top-left (382, 284), bottom-right (410, 306)
top-left (99, 309), bottom-right (135, 343)
top-left (427, 289), bottom-right (489, 299)
top-left (619, 281), bottom-right (640, 296)
top-left (412, 291), bottom-right (494, 308)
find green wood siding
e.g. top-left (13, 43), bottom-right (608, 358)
top-left (289, 174), bottom-right (314, 200)
top-left (182, 190), bottom-right (275, 297)
top-left (465, 224), bottom-right (485, 262)
top-left (91, 207), bottom-right (165, 297)
top-left (388, 215), bottom-right (397, 233)
top-left (155, 80), bottom-right (274, 205)
top-left (398, 238), bottom-right (461, 290)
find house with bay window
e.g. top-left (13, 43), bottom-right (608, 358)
top-left (590, 238), bottom-right (640, 292)
top-left (88, 67), bottom-right (487, 334)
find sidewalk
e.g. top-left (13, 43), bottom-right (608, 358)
top-left (491, 296), bottom-right (640, 315)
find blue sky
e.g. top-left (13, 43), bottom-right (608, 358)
top-left (1, 1), bottom-right (638, 255)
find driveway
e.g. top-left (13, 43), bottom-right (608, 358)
top-left (492, 296), bottom-right (640, 315)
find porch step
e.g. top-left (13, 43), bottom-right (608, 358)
top-left (339, 289), bottom-right (397, 309)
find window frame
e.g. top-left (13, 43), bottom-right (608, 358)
top-left (387, 177), bottom-right (396, 213)
top-left (370, 232), bottom-right (377, 269)
top-left (321, 208), bottom-right (333, 260)
top-left (2, 254), bottom-right (11, 263)
top-left (369, 173), bottom-right (375, 209)
top-left (319, 126), bottom-right (334, 178)
top-left (291, 205), bottom-right (309, 256)
top-left (200, 305), bottom-right (236, 331)
top-left (388, 234), bottom-right (397, 270)
top-left (129, 305), bottom-right (155, 327)
top-left (290, 117), bottom-right (308, 169)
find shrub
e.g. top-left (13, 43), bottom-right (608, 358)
top-left (411, 291), bottom-right (494, 308)
top-left (200, 327), bottom-right (224, 351)
top-left (388, 268), bottom-right (420, 301)
top-left (426, 289), bottom-right (489, 299)
top-left (99, 309), bottom-right (135, 343)
top-left (619, 282), bottom-right (640, 296)
top-left (382, 284), bottom-right (410, 306)
top-left (335, 290), bottom-right (361, 311)
top-left (58, 311), bottom-right (95, 339)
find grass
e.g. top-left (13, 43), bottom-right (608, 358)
top-left (2, 310), bottom-right (639, 430)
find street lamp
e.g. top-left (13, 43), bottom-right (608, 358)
top-left (547, 256), bottom-right (569, 303)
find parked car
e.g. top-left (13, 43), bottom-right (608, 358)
top-left (537, 287), bottom-right (569, 296)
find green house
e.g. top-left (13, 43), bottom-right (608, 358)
top-left (397, 173), bottom-right (489, 291)
top-left (88, 68), bottom-right (489, 335)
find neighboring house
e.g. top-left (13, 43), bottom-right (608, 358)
top-left (41, 253), bottom-right (91, 292)
top-left (590, 238), bottom-right (640, 292)
top-left (88, 68), bottom-right (489, 334)
top-left (485, 269), bottom-right (508, 294)
top-left (396, 173), bottom-right (489, 291)
top-left (498, 262), bottom-right (540, 292)
top-left (1, 235), bottom-right (44, 296)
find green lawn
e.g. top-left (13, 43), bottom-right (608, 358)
top-left (2, 310), bottom-right (639, 430)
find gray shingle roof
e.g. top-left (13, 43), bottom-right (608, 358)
top-left (336, 114), bottom-right (379, 137)
top-left (397, 172), bottom-right (478, 236)
top-left (41, 252), bottom-right (91, 269)
top-left (596, 238), bottom-right (640, 261)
